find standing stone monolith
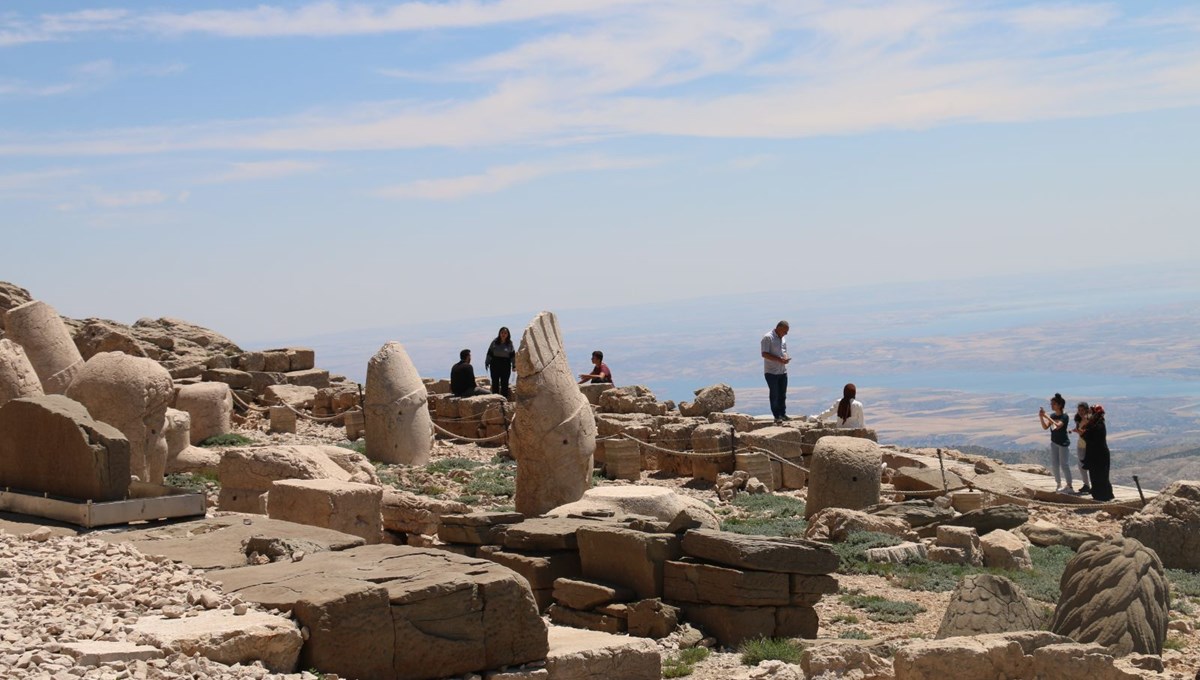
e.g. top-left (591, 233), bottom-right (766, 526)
top-left (511, 312), bottom-right (596, 516)
top-left (364, 341), bottom-right (433, 465)
top-left (3, 300), bottom-right (84, 394)
top-left (173, 382), bottom-right (233, 444)
top-left (65, 352), bottom-right (173, 484)
top-left (0, 395), bottom-right (131, 501)
top-left (0, 338), bottom-right (44, 407)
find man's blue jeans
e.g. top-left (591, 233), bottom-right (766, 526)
top-left (764, 372), bottom-right (787, 420)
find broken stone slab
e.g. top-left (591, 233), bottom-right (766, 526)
top-left (893, 631), bottom-right (1072, 680)
top-left (577, 526), bottom-right (681, 599)
top-left (364, 341), bottom-right (434, 466)
top-left (500, 516), bottom-right (599, 551)
top-left (213, 544), bottom-right (549, 680)
top-left (804, 507), bottom-right (911, 543)
top-left (679, 603), bottom-right (817, 647)
top-left (0, 394), bottom-right (130, 501)
top-left (892, 466), bottom-right (967, 493)
top-left (553, 578), bottom-right (635, 610)
top-left (679, 529), bottom-right (840, 575)
top-left (100, 514), bottom-right (365, 570)
top-left (382, 488), bottom-right (469, 535)
top-left (626, 598), bottom-right (679, 639)
top-left (662, 559), bottom-right (790, 606)
top-left (940, 504), bottom-right (1030, 536)
top-left (285, 368), bottom-right (330, 389)
top-left (980, 529), bottom-right (1032, 571)
top-left (130, 608), bottom-right (302, 672)
top-left (438, 512), bottom-right (526, 545)
top-left (864, 499), bottom-right (956, 528)
top-left (264, 384), bottom-right (318, 409)
top-left (60, 641), bottom-right (164, 666)
top-left (543, 625), bottom-right (660, 680)
top-left (511, 312), bottom-right (596, 516)
top-left (480, 548), bottom-right (583, 592)
top-left (547, 486), bottom-right (720, 530)
top-left (3, 300), bottom-right (84, 394)
top-left (547, 604), bottom-right (626, 634)
top-left (678, 383), bottom-right (735, 417)
top-left (865, 542), bottom-right (928, 564)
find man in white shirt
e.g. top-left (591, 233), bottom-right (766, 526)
top-left (761, 320), bottom-right (790, 425)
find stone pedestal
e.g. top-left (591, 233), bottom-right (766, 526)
top-left (269, 405), bottom-right (297, 434)
top-left (805, 436), bottom-right (882, 519)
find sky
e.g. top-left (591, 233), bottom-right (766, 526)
top-left (2, 0), bottom-right (1199, 343)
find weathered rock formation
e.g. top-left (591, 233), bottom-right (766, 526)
top-left (937, 574), bottom-right (1045, 638)
top-left (1050, 536), bottom-right (1169, 656)
top-left (217, 445), bottom-right (378, 514)
top-left (1122, 480), bottom-right (1200, 570)
top-left (364, 341), bottom-right (433, 465)
top-left (0, 338), bottom-right (43, 407)
top-left (3, 300), bottom-right (84, 394)
top-left (805, 436), bottom-right (882, 518)
top-left (0, 394), bottom-right (130, 501)
top-left (65, 352), bottom-right (173, 484)
top-left (548, 486), bottom-right (720, 530)
top-left (678, 383), bottom-right (735, 417)
top-left (511, 312), bottom-right (596, 516)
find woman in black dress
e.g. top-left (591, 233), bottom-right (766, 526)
top-left (484, 327), bottom-right (516, 398)
top-left (1080, 405), bottom-right (1114, 502)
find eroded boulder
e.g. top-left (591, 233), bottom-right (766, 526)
top-left (1122, 480), bottom-right (1200, 570)
top-left (678, 383), bottom-right (735, 417)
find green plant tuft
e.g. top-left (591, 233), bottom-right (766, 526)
top-left (198, 433), bottom-right (254, 447)
top-left (1163, 635), bottom-right (1186, 652)
top-left (839, 628), bottom-right (871, 640)
top-left (721, 493), bottom-right (808, 538)
top-left (738, 637), bottom-right (804, 666)
top-left (1167, 569), bottom-right (1200, 598)
top-left (337, 440), bottom-right (367, 455)
top-left (464, 462), bottom-right (516, 497)
top-left (426, 457), bottom-right (484, 474)
top-left (661, 646), bottom-right (709, 678)
top-left (840, 591), bottom-right (926, 623)
top-left (164, 471), bottom-right (219, 493)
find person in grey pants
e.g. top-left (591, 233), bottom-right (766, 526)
top-left (1071, 401), bottom-right (1091, 495)
top-left (1038, 392), bottom-right (1073, 492)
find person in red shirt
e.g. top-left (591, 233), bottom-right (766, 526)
top-left (578, 350), bottom-right (613, 384)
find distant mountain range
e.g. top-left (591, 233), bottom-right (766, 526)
top-left (258, 265), bottom-right (1200, 462)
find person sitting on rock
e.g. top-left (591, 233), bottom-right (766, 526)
top-left (450, 349), bottom-right (488, 397)
top-left (577, 350), bottom-right (613, 385)
top-left (811, 382), bottom-right (865, 428)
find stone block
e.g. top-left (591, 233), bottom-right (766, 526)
top-left (218, 445), bottom-right (367, 514)
top-left (481, 548), bottom-right (583, 592)
top-left (214, 545), bottom-right (549, 680)
top-left (286, 368), bottom-right (330, 389)
top-left (678, 603), bottom-right (775, 647)
top-left (627, 598), bottom-right (679, 639)
top-left (250, 371), bottom-right (288, 396)
top-left (577, 526), bottom-right (681, 599)
top-left (263, 351), bottom-right (291, 373)
top-left (202, 368), bottom-right (253, 390)
top-left (269, 405), bottom-right (297, 434)
top-left (238, 352), bottom-right (266, 372)
top-left (61, 641), bottom-right (163, 666)
top-left (174, 382), bottom-right (233, 445)
top-left (0, 395), bottom-right (130, 501)
top-left (553, 578), bottom-right (635, 610)
top-left (287, 347), bottom-right (316, 371)
top-left (663, 559), bottom-right (790, 606)
top-left (268, 478), bottom-right (383, 543)
top-left (980, 529), bottom-right (1033, 571)
top-left (680, 529), bottom-right (840, 575)
top-left (734, 451), bottom-right (776, 490)
top-left (547, 604), bottom-right (626, 634)
top-left (780, 458), bottom-right (807, 489)
top-left (500, 517), bottom-right (594, 551)
top-left (439, 512), bottom-right (525, 545)
top-left (264, 384), bottom-right (317, 409)
top-left (603, 439), bottom-right (641, 481)
top-left (543, 625), bottom-right (660, 680)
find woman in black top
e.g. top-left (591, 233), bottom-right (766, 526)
top-left (484, 327), bottom-right (516, 398)
top-left (1080, 405), bottom-right (1114, 502)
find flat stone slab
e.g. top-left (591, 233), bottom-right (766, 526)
top-left (211, 544), bottom-right (549, 680)
top-left (99, 514), bottom-right (365, 570)
top-left (553, 578), bottom-right (635, 610)
top-left (130, 608), bottom-right (302, 672)
top-left (501, 517), bottom-right (600, 551)
top-left (663, 559), bottom-right (790, 606)
top-left (680, 529), bottom-right (840, 575)
top-left (544, 625), bottom-right (660, 680)
top-left (60, 641), bottom-right (164, 666)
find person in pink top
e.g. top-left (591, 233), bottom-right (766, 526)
top-left (578, 350), bottom-right (613, 384)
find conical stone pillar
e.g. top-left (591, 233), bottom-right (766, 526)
top-left (364, 341), bottom-right (433, 465)
top-left (3, 300), bottom-right (84, 394)
top-left (512, 312), bottom-right (596, 516)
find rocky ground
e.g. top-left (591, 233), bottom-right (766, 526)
top-left (6, 418), bottom-right (1200, 679)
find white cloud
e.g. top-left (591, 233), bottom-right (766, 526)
top-left (205, 160), bottom-right (323, 183)
top-left (377, 155), bottom-right (660, 200)
top-left (91, 189), bottom-right (170, 208)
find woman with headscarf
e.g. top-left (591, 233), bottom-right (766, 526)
top-left (484, 326), bottom-right (515, 399)
top-left (811, 383), bottom-right (865, 429)
top-left (1079, 404), bottom-right (1113, 502)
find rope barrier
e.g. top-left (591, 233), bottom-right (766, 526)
top-left (229, 390), bottom-right (270, 413)
top-left (430, 420), bottom-right (510, 444)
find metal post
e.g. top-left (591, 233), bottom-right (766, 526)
top-left (1133, 475), bottom-right (1147, 507)
top-left (937, 448), bottom-right (948, 494)
top-left (730, 425), bottom-right (736, 455)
